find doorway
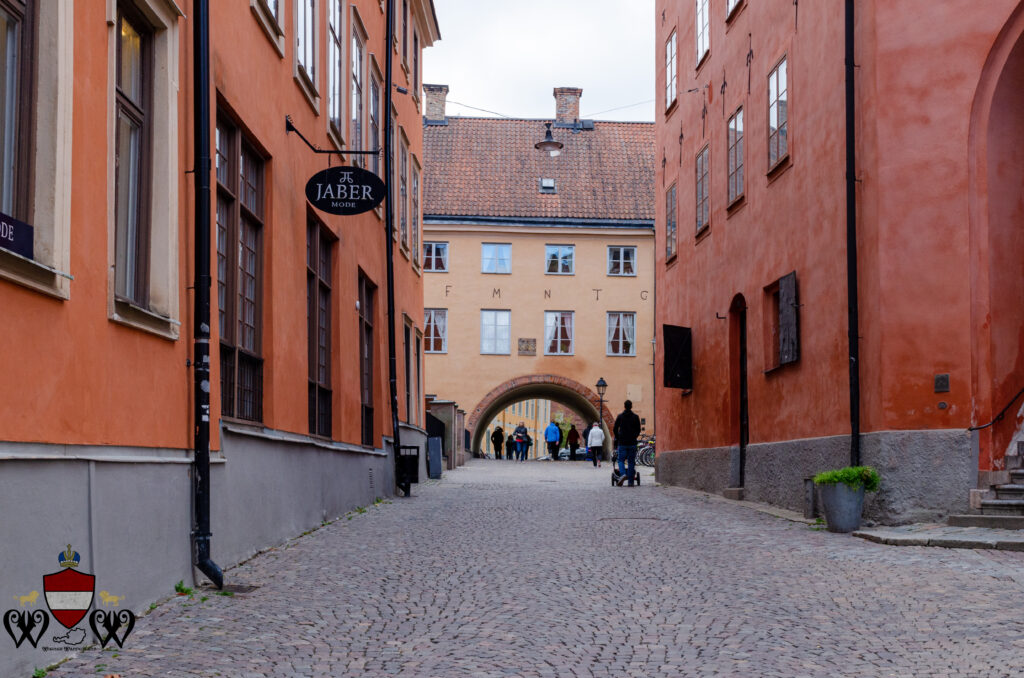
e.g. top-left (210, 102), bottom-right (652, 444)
top-left (730, 294), bottom-right (749, 487)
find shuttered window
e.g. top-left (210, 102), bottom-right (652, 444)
top-left (764, 271), bottom-right (800, 370)
top-left (663, 324), bottom-right (693, 390)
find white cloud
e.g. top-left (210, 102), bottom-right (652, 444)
top-left (423, 0), bottom-right (655, 121)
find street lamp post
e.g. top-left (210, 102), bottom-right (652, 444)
top-left (596, 377), bottom-right (607, 461)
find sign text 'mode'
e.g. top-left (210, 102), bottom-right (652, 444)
top-left (0, 211), bottom-right (33, 260)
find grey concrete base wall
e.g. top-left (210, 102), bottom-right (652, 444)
top-left (0, 431), bottom-right (404, 677)
top-left (656, 430), bottom-right (973, 525)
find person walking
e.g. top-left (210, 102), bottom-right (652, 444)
top-left (567, 424), bottom-right (581, 461)
top-left (613, 400), bottom-right (642, 486)
top-left (523, 432), bottom-right (533, 461)
top-left (491, 427), bottom-right (504, 460)
top-left (544, 419), bottom-right (561, 461)
top-left (505, 435), bottom-right (515, 461)
top-left (587, 422), bottom-right (604, 468)
top-left (513, 422), bottom-right (528, 461)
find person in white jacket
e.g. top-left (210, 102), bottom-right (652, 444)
top-left (586, 422), bottom-right (604, 468)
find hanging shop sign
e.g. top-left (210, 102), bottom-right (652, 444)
top-left (0, 210), bottom-right (33, 260)
top-left (305, 165), bottom-right (386, 216)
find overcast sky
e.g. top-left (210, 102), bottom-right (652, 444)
top-left (422, 0), bottom-right (655, 122)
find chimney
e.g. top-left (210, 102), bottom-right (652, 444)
top-left (553, 87), bottom-right (583, 124)
top-left (423, 84), bottom-right (449, 123)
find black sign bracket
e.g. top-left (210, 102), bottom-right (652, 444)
top-left (285, 115), bottom-right (380, 156)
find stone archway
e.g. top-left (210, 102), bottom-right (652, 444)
top-left (467, 374), bottom-right (616, 455)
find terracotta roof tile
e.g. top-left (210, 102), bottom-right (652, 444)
top-left (422, 117), bottom-right (655, 221)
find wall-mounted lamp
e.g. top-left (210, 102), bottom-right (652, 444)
top-left (534, 122), bottom-right (563, 157)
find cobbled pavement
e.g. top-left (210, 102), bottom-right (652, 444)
top-left (46, 459), bottom-right (1024, 677)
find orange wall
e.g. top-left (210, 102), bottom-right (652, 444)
top-left (0, 2), bottom-right (190, 449)
top-left (210, 0), bottom-right (429, 446)
top-left (654, 0), bottom-right (1020, 465)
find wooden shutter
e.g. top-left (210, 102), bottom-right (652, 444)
top-left (663, 324), bottom-right (693, 390)
top-left (779, 271), bottom-right (800, 365)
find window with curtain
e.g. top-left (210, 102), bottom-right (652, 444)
top-left (480, 309), bottom-right (511, 354)
top-left (607, 312), bottom-right (636, 356)
top-left (545, 311), bottom-right (574, 355)
top-left (328, 1), bottom-right (342, 136)
top-left (297, 0), bottom-right (316, 89)
top-left (545, 245), bottom-right (574, 274)
top-left (769, 57), bottom-right (789, 168)
top-left (481, 243), bottom-right (511, 274)
top-left (425, 308), bottom-right (447, 352)
top-left (608, 246), bottom-right (636, 276)
top-left (423, 242), bottom-right (448, 271)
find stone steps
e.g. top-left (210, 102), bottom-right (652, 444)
top-left (980, 499), bottom-right (1024, 515)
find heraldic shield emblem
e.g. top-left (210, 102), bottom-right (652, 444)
top-left (43, 545), bottom-right (95, 629)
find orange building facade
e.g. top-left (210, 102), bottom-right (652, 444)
top-left (654, 0), bottom-right (1024, 523)
top-left (0, 2), bottom-right (437, 672)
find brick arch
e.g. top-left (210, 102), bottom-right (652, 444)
top-left (467, 374), bottom-right (615, 454)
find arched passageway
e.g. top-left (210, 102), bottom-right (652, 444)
top-left (467, 374), bottom-right (616, 455)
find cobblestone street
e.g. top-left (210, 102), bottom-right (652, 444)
top-left (49, 460), bottom-right (1024, 677)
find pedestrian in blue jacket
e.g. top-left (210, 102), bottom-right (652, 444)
top-left (544, 420), bottom-right (561, 461)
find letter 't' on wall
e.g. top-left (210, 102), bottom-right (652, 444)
top-left (663, 324), bottom-right (693, 390)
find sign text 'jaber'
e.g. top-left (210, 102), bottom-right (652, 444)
top-left (305, 165), bottom-right (386, 216)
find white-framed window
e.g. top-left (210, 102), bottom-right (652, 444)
top-left (545, 244), bottom-right (574, 275)
top-left (424, 308), bottom-right (447, 353)
top-left (327, 1), bottom-right (344, 137)
top-left (695, 0), bottom-right (709, 65)
top-left (481, 243), bottom-right (511, 274)
top-left (696, 146), bottom-right (709, 233)
top-left (544, 311), bottom-right (574, 355)
top-left (769, 56), bottom-right (789, 168)
top-left (665, 30), bottom-right (677, 107)
top-left (368, 68), bottom-right (381, 174)
top-left (423, 241), bottom-right (448, 271)
top-left (727, 0), bottom-right (742, 16)
top-left (296, 0), bottom-right (316, 90)
top-left (411, 160), bottom-right (420, 265)
top-left (480, 309), bottom-right (511, 355)
top-left (350, 18), bottom-right (365, 163)
top-left (666, 183), bottom-right (677, 259)
top-left (607, 312), bottom-right (636, 356)
top-left (728, 108), bottom-right (744, 204)
top-left (608, 246), bottom-right (636, 276)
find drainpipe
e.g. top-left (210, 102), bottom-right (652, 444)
top-left (191, 0), bottom-right (223, 589)
top-left (383, 0), bottom-right (405, 491)
top-left (845, 0), bottom-right (861, 467)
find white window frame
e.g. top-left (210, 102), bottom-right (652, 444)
top-left (544, 244), bottom-right (574, 275)
top-left (695, 0), bottom-right (709, 65)
top-left (727, 0), bottom-right (742, 18)
top-left (295, 0), bottom-right (319, 107)
top-left (665, 30), bottom-right (677, 107)
top-left (350, 11), bottom-right (367, 163)
top-left (480, 309), bottom-right (511, 355)
top-left (544, 311), bottom-right (574, 356)
top-left (768, 56), bottom-right (789, 170)
top-left (606, 312), bottom-right (637, 357)
top-left (423, 241), bottom-right (448, 272)
top-left (481, 243), bottom-right (511, 274)
top-left (728, 107), bottom-right (744, 204)
top-left (424, 308), bottom-right (447, 353)
top-left (607, 246), bottom-right (637, 277)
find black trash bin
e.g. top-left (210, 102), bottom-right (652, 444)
top-left (396, 445), bottom-right (420, 497)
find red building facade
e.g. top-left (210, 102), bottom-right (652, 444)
top-left (654, 0), bottom-right (1024, 523)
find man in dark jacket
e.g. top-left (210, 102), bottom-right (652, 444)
top-left (613, 400), bottom-right (642, 486)
top-left (491, 427), bottom-right (504, 459)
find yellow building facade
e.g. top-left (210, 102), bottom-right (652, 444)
top-left (420, 86), bottom-right (656, 455)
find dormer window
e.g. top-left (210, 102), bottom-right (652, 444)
top-left (539, 178), bottom-right (556, 194)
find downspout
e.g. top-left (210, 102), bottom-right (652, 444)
top-left (191, 0), bottom-right (223, 589)
top-left (383, 0), bottom-right (405, 492)
top-left (845, 0), bottom-right (861, 467)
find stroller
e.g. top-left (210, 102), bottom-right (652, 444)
top-left (611, 468), bottom-right (640, 486)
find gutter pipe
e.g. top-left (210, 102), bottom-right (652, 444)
top-left (845, 0), bottom-right (861, 466)
top-left (191, 0), bottom-right (223, 589)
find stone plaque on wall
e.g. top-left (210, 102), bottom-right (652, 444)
top-left (518, 338), bottom-right (536, 356)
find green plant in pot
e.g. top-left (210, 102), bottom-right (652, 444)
top-left (812, 466), bottom-right (880, 533)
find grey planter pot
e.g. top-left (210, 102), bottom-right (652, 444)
top-left (818, 483), bottom-right (866, 533)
